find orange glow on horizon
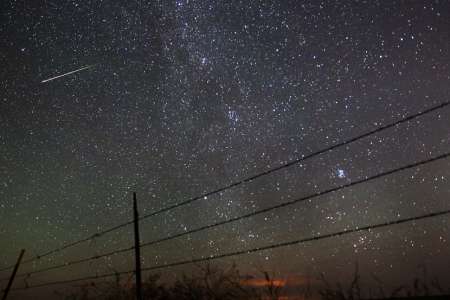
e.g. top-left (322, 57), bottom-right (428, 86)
top-left (241, 277), bottom-right (287, 287)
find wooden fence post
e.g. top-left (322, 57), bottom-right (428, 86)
top-left (133, 192), bottom-right (143, 300)
top-left (1, 249), bottom-right (25, 300)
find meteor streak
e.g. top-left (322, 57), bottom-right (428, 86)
top-left (41, 64), bottom-right (95, 83)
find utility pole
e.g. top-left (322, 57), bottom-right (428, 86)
top-left (133, 192), bottom-right (143, 300)
top-left (1, 249), bottom-right (25, 300)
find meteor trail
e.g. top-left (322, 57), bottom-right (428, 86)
top-left (41, 65), bottom-right (95, 83)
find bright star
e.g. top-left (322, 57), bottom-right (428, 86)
top-left (337, 169), bottom-right (346, 179)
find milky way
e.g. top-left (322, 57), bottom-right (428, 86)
top-left (1, 1), bottom-right (450, 299)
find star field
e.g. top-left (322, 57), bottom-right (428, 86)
top-left (1, 1), bottom-right (450, 299)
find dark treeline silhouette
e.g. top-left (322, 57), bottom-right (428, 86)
top-left (55, 263), bottom-right (450, 300)
top-left (56, 264), bottom-right (271, 300)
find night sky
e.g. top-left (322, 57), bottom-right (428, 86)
top-left (1, 1), bottom-right (450, 299)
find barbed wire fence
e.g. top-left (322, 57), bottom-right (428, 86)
top-left (1, 101), bottom-right (450, 298)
